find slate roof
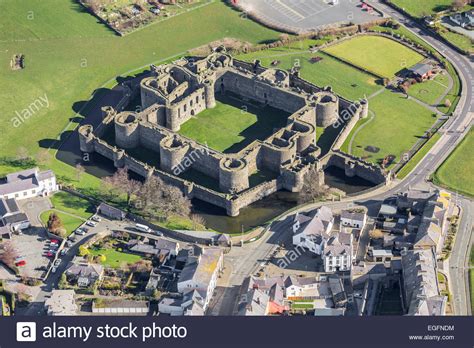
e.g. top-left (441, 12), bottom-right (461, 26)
top-left (341, 210), bottom-right (366, 222)
top-left (409, 63), bottom-right (432, 76)
top-left (0, 198), bottom-right (20, 217)
top-left (0, 168), bottom-right (55, 196)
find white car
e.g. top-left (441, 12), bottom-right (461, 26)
top-left (86, 221), bottom-right (97, 227)
top-left (91, 215), bottom-right (101, 222)
top-left (75, 229), bottom-right (86, 236)
top-left (60, 248), bottom-right (69, 256)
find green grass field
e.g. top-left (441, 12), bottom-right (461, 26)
top-left (323, 36), bottom-right (424, 78)
top-left (40, 210), bottom-right (84, 237)
top-left (0, 0), bottom-right (279, 157)
top-left (89, 247), bottom-right (142, 268)
top-left (439, 29), bottom-right (474, 54)
top-left (407, 74), bottom-right (451, 105)
top-left (390, 0), bottom-right (454, 17)
top-left (346, 91), bottom-right (438, 167)
top-left (397, 132), bottom-right (441, 179)
top-left (237, 47), bottom-right (381, 101)
top-left (179, 94), bottom-right (290, 153)
top-left (0, 0), bottom-right (280, 221)
top-left (434, 129), bottom-right (474, 197)
top-left (50, 191), bottom-right (95, 220)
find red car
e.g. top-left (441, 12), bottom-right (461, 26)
top-left (15, 260), bottom-right (26, 267)
top-left (46, 251), bottom-right (55, 258)
top-left (50, 239), bottom-right (59, 244)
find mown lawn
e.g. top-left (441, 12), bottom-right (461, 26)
top-left (50, 191), bottom-right (95, 220)
top-left (347, 91), bottom-right (438, 167)
top-left (390, 0), bottom-right (454, 17)
top-left (0, 0), bottom-right (279, 158)
top-left (323, 35), bottom-right (424, 78)
top-left (407, 74), bottom-right (451, 105)
top-left (237, 45), bottom-right (381, 101)
top-left (434, 129), bottom-right (474, 197)
top-left (179, 94), bottom-right (290, 153)
top-left (439, 29), bottom-right (474, 54)
top-left (89, 247), bottom-right (142, 268)
top-left (40, 210), bottom-right (84, 237)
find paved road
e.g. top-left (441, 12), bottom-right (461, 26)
top-left (211, 2), bottom-right (473, 315)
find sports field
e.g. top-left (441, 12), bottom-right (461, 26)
top-left (237, 44), bottom-right (381, 100)
top-left (346, 91), bottom-right (437, 167)
top-left (179, 94), bottom-right (290, 153)
top-left (323, 36), bottom-right (424, 78)
top-left (434, 129), bottom-right (474, 197)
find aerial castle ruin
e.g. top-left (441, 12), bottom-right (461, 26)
top-left (79, 50), bottom-right (389, 216)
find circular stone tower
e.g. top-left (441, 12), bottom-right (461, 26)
top-left (219, 158), bottom-right (249, 193)
top-left (316, 91), bottom-right (339, 127)
top-left (78, 124), bottom-right (95, 153)
top-left (159, 136), bottom-right (189, 174)
top-left (115, 112), bottom-right (140, 149)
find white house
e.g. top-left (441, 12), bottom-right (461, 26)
top-left (292, 206), bottom-right (334, 255)
top-left (0, 168), bottom-right (58, 201)
top-left (340, 210), bottom-right (367, 229)
top-left (177, 247), bottom-right (223, 312)
top-left (284, 276), bottom-right (319, 298)
top-left (323, 232), bottom-right (353, 273)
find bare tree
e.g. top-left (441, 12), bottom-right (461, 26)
top-left (136, 175), bottom-right (191, 220)
top-left (191, 214), bottom-right (206, 230)
top-left (35, 149), bottom-right (52, 166)
top-left (103, 167), bottom-right (141, 206)
top-left (0, 241), bottom-right (18, 268)
top-left (299, 168), bottom-right (326, 204)
top-left (75, 163), bottom-right (85, 181)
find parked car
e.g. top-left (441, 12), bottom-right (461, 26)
top-left (68, 235), bottom-right (77, 241)
top-left (75, 229), bottom-right (86, 236)
top-left (46, 251), bottom-right (55, 258)
top-left (54, 259), bottom-right (61, 267)
top-left (86, 221), bottom-right (97, 227)
top-left (51, 267), bottom-right (57, 274)
top-left (81, 227), bottom-right (89, 233)
top-left (15, 256), bottom-right (25, 262)
top-left (66, 240), bottom-right (74, 248)
top-left (50, 239), bottom-right (59, 244)
top-left (91, 215), bottom-right (101, 222)
top-left (60, 248), bottom-right (69, 256)
top-left (15, 260), bottom-right (26, 267)
top-left (135, 223), bottom-right (151, 233)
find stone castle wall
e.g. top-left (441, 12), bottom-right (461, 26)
top-left (78, 51), bottom-right (385, 216)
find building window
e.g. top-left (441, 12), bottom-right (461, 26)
top-left (23, 192), bottom-right (27, 196)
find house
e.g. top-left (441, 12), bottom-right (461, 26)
top-left (407, 63), bottom-right (434, 80)
top-left (292, 206), bottom-right (334, 255)
top-left (128, 238), bottom-right (179, 260)
top-left (450, 10), bottom-right (474, 29)
top-left (238, 288), bottom-right (270, 316)
top-left (65, 258), bottom-right (104, 287)
top-left (0, 198), bottom-right (30, 232)
top-left (246, 276), bottom-right (287, 314)
top-left (159, 290), bottom-right (207, 316)
top-left (177, 247), bottom-right (223, 312)
top-left (328, 276), bottom-right (347, 309)
top-left (97, 202), bottom-right (126, 220)
top-left (368, 248), bottom-right (393, 263)
top-left (0, 168), bottom-right (58, 200)
top-left (401, 249), bottom-right (447, 315)
top-left (44, 290), bottom-right (78, 316)
top-left (284, 276), bottom-right (319, 298)
top-left (323, 232), bottom-right (352, 273)
top-left (215, 233), bottom-right (231, 247)
top-left (340, 210), bottom-right (367, 229)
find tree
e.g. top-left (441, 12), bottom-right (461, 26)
top-left (47, 212), bottom-right (66, 237)
top-left (452, 0), bottom-right (468, 11)
top-left (369, 229), bottom-right (384, 240)
top-left (191, 214), bottom-right (206, 230)
top-left (444, 98), bottom-right (452, 108)
top-left (78, 245), bottom-right (90, 257)
top-left (136, 175), bottom-right (191, 220)
top-left (15, 146), bottom-right (29, 161)
top-left (75, 163), bottom-right (85, 181)
top-left (35, 149), bottom-right (52, 166)
top-left (299, 168), bottom-right (326, 204)
top-left (0, 241), bottom-right (18, 268)
top-left (103, 167), bottom-right (141, 206)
